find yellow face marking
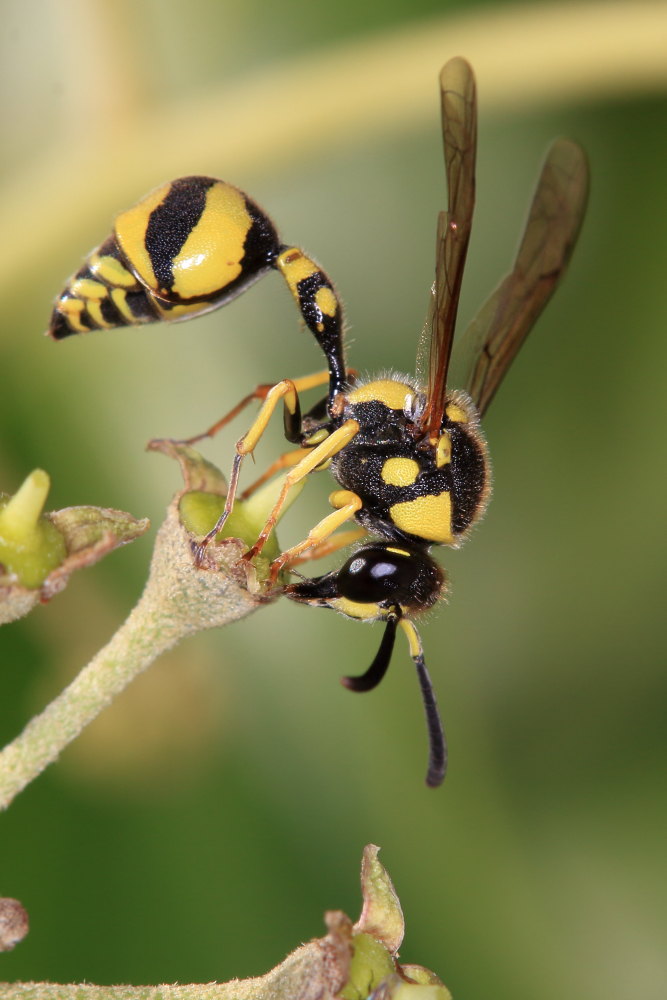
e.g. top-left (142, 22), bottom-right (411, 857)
top-left (436, 431), bottom-right (452, 468)
top-left (114, 181), bottom-right (172, 293)
top-left (445, 402), bottom-right (468, 423)
top-left (69, 277), bottom-right (108, 301)
top-left (347, 379), bottom-right (414, 411)
top-left (170, 183), bottom-right (251, 300)
top-left (314, 285), bottom-right (337, 318)
top-left (389, 493), bottom-right (453, 544)
top-left (381, 457), bottom-right (420, 487)
top-left (386, 546), bottom-right (410, 557)
top-left (90, 253), bottom-right (137, 288)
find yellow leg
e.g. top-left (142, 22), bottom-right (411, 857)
top-left (240, 447), bottom-right (311, 500)
top-left (195, 416), bottom-right (359, 564)
top-left (241, 421), bottom-right (360, 563)
top-left (288, 526), bottom-right (367, 566)
top-left (194, 378), bottom-right (315, 558)
top-left (268, 489), bottom-right (363, 584)
top-left (183, 370), bottom-right (330, 445)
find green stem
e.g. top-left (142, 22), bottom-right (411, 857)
top-left (0, 510), bottom-right (260, 811)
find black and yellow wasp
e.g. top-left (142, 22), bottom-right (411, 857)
top-left (49, 59), bottom-right (588, 786)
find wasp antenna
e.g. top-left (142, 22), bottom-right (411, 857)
top-left (341, 615), bottom-right (398, 692)
top-left (399, 619), bottom-right (447, 787)
top-left (415, 651), bottom-right (447, 787)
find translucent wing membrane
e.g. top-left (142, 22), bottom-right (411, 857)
top-left (450, 138), bottom-right (589, 416)
top-left (421, 57), bottom-right (477, 439)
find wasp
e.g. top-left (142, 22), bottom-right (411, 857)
top-left (48, 59), bottom-right (588, 786)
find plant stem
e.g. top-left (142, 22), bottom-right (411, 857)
top-left (0, 511), bottom-right (260, 811)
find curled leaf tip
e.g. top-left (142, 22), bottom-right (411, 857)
top-left (148, 437), bottom-right (228, 496)
top-left (355, 844), bottom-right (404, 954)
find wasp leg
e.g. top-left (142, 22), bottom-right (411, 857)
top-left (243, 420), bottom-right (361, 582)
top-left (286, 526), bottom-right (367, 566)
top-left (242, 423), bottom-right (360, 568)
top-left (181, 370), bottom-right (331, 447)
top-left (196, 409), bottom-right (358, 565)
top-left (239, 446), bottom-right (312, 500)
top-left (266, 487), bottom-right (363, 584)
top-left (399, 619), bottom-right (447, 787)
top-left (193, 377), bottom-right (314, 562)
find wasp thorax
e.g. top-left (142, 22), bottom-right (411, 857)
top-left (346, 378), bottom-right (416, 413)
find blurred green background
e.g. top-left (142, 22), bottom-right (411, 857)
top-left (1, 2), bottom-right (666, 999)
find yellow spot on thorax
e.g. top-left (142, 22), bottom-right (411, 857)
top-left (389, 493), bottom-right (453, 544)
top-left (436, 432), bottom-right (452, 468)
top-left (381, 457), bottom-right (420, 487)
top-left (347, 380), bottom-right (414, 411)
top-left (445, 402), bottom-right (468, 423)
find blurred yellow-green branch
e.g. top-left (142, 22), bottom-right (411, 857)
top-left (1, 1), bottom-right (666, 304)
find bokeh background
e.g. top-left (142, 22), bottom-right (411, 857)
top-left (1, 2), bottom-right (666, 999)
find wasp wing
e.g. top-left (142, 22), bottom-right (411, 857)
top-left (421, 57), bottom-right (477, 439)
top-left (450, 138), bottom-right (589, 417)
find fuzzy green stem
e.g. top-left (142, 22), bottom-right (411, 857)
top-left (0, 987), bottom-right (256, 1000)
top-left (0, 508), bottom-right (260, 811)
top-left (0, 592), bottom-right (183, 809)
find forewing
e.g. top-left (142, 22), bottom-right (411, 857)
top-left (450, 138), bottom-right (589, 417)
top-left (421, 57), bottom-right (477, 438)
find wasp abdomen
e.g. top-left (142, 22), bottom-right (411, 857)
top-left (48, 177), bottom-right (282, 340)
